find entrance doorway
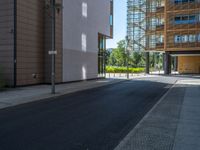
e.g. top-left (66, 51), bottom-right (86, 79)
top-left (98, 34), bottom-right (106, 77)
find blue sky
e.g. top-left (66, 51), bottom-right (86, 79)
top-left (107, 0), bottom-right (127, 49)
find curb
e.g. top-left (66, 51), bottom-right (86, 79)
top-left (0, 79), bottom-right (126, 110)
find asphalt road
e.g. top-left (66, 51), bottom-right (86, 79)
top-left (0, 78), bottom-right (174, 150)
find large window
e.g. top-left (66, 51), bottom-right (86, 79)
top-left (156, 35), bottom-right (164, 43)
top-left (174, 34), bottom-right (199, 43)
top-left (189, 35), bottom-right (196, 42)
top-left (174, 0), bottom-right (195, 4)
top-left (174, 15), bottom-right (197, 24)
top-left (174, 35), bottom-right (182, 43)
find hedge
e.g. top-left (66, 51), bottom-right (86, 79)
top-left (106, 66), bottom-right (145, 73)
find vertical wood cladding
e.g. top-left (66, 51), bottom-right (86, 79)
top-left (0, 0), bottom-right (14, 86)
top-left (178, 56), bottom-right (200, 74)
top-left (16, 0), bottom-right (62, 86)
top-left (16, 0), bottom-right (45, 85)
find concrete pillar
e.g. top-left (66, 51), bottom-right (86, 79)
top-left (164, 52), bottom-right (171, 74)
top-left (145, 52), bottom-right (150, 74)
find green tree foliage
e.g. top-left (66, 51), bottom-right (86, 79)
top-left (108, 40), bottom-right (126, 66)
top-left (129, 51), bottom-right (145, 67)
top-left (107, 40), bottom-right (145, 67)
top-left (106, 40), bottom-right (163, 69)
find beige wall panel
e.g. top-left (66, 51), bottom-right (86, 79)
top-left (178, 56), bottom-right (200, 74)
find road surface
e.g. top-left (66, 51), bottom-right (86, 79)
top-left (0, 77), bottom-right (175, 150)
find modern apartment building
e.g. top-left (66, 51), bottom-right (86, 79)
top-left (0, 0), bottom-right (113, 86)
top-left (127, 0), bottom-right (200, 74)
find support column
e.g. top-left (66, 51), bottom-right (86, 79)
top-left (174, 56), bottom-right (178, 71)
top-left (164, 52), bottom-right (171, 75)
top-left (145, 52), bottom-right (150, 74)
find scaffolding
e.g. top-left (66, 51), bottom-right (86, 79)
top-left (127, 0), bottom-right (147, 51)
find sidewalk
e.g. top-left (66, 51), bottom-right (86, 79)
top-left (115, 78), bottom-right (200, 150)
top-left (0, 78), bottom-right (124, 109)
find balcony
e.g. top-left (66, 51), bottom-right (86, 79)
top-left (156, 6), bottom-right (164, 13)
top-left (156, 43), bottom-right (164, 49)
top-left (167, 23), bottom-right (200, 31)
top-left (167, 42), bottom-right (200, 49)
top-left (166, 1), bottom-right (200, 11)
top-left (156, 24), bottom-right (165, 31)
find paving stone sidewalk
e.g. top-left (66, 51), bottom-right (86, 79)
top-left (115, 78), bottom-right (200, 150)
top-left (0, 78), bottom-right (124, 109)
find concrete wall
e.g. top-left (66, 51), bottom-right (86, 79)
top-left (62, 0), bottom-right (111, 82)
top-left (0, 0), bottom-right (14, 86)
top-left (178, 56), bottom-right (200, 74)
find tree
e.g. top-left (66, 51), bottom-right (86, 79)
top-left (108, 40), bottom-right (126, 66)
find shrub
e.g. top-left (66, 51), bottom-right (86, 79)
top-left (106, 66), bottom-right (145, 74)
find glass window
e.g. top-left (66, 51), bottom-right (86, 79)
top-left (175, 16), bottom-right (181, 21)
top-left (81, 33), bottom-right (87, 51)
top-left (189, 34), bottom-right (196, 42)
top-left (82, 2), bottom-right (87, 18)
top-left (198, 34), bottom-right (200, 42)
top-left (175, 35), bottom-right (182, 43)
top-left (182, 35), bottom-right (188, 43)
top-left (110, 15), bottom-right (113, 26)
top-left (182, 16), bottom-right (188, 20)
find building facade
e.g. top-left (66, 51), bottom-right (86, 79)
top-left (0, 0), bottom-right (113, 87)
top-left (127, 0), bottom-right (200, 74)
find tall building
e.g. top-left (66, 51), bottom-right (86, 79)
top-left (127, 0), bottom-right (200, 74)
top-left (0, 0), bottom-right (113, 86)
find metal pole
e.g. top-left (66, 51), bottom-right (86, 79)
top-left (51, 0), bottom-right (56, 94)
top-left (126, 36), bottom-right (130, 79)
top-left (126, 51), bottom-right (129, 79)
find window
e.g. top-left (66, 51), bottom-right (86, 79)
top-left (182, 16), bottom-right (188, 20)
top-left (175, 0), bottom-right (195, 3)
top-left (82, 2), bottom-right (87, 18)
top-left (81, 33), bottom-right (87, 52)
top-left (198, 34), bottom-right (200, 42)
top-left (110, 15), bottom-right (113, 26)
top-left (156, 35), bottom-right (164, 43)
top-left (182, 35), bottom-right (188, 43)
top-left (189, 34), bottom-right (196, 42)
top-left (175, 35), bottom-right (182, 43)
top-left (174, 15), bottom-right (198, 24)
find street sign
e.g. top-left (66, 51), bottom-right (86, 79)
top-left (48, 50), bottom-right (57, 55)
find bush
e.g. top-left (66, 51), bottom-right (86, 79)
top-left (106, 66), bottom-right (145, 74)
top-left (0, 66), bottom-right (5, 89)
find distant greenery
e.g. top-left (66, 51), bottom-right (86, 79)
top-left (106, 66), bottom-right (145, 73)
top-left (106, 39), bottom-right (163, 70)
top-left (106, 40), bottom-right (146, 68)
top-left (0, 66), bottom-right (5, 89)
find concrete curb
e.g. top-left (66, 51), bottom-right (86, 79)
top-left (114, 80), bottom-right (178, 150)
